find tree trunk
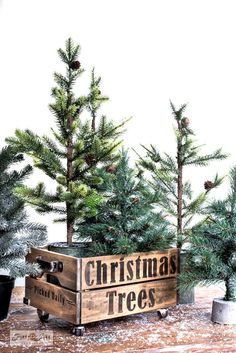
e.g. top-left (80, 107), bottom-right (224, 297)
top-left (177, 131), bottom-right (183, 248)
top-left (66, 214), bottom-right (74, 245)
top-left (177, 165), bottom-right (183, 235)
top-left (91, 112), bottom-right (96, 131)
top-left (225, 275), bottom-right (236, 301)
top-left (66, 114), bottom-right (74, 245)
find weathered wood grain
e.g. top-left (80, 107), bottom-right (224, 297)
top-left (26, 247), bottom-right (81, 291)
top-left (25, 276), bottom-right (80, 325)
top-left (81, 277), bottom-right (177, 324)
top-left (27, 248), bottom-right (179, 292)
top-left (81, 248), bottom-right (179, 290)
top-left (25, 248), bottom-right (178, 326)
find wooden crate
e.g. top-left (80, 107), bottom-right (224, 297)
top-left (24, 247), bottom-right (179, 327)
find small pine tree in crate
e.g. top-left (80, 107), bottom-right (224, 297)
top-left (7, 38), bottom-right (127, 255)
top-left (76, 149), bottom-right (174, 255)
top-left (7, 40), bottom-right (179, 333)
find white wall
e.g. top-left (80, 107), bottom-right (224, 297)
top-left (0, 0), bottom-right (236, 284)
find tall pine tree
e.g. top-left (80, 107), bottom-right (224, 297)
top-left (138, 102), bottom-right (227, 248)
top-left (178, 166), bottom-right (236, 301)
top-left (76, 149), bottom-right (174, 255)
top-left (6, 38), bottom-right (128, 245)
top-left (0, 146), bottom-right (47, 278)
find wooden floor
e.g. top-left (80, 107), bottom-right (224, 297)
top-left (1, 285), bottom-right (236, 353)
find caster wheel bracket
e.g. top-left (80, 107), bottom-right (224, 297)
top-left (72, 325), bottom-right (85, 336)
top-left (37, 309), bottom-right (49, 323)
top-left (157, 309), bottom-right (169, 319)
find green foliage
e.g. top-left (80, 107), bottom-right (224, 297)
top-left (0, 146), bottom-right (47, 278)
top-left (178, 166), bottom-right (236, 301)
top-left (138, 101), bottom-right (227, 248)
top-left (6, 38), bottom-right (128, 244)
top-left (76, 149), bottom-right (174, 256)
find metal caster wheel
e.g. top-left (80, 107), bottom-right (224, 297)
top-left (157, 309), bottom-right (168, 319)
top-left (37, 309), bottom-right (49, 322)
top-left (72, 325), bottom-right (85, 336)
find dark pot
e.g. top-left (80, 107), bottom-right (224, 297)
top-left (48, 242), bottom-right (90, 258)
top-left (0, 275), bottom-right (15, 321)
top-left (177, 250), bottom-right (195, 305)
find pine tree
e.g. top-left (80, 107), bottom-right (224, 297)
top-left (178, 166), bottom-right (236, 301)
top-left (0, 146), bottom-right (47, 278)
top-left (138, 102), bottom-right (227, 248)
top-left (76, 149), bottom-right (174, 255)
top-left (6, 38), bottom-right (128, 245)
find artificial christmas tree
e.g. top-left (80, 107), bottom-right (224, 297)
top-left (138, 101), bottom-right (227, 303)
top-left (76, 149), bottom-right (174, 255)
top-left (8, 40), bottom-right (178, 335)
top-left (6, 38), bottom-right (127, 254)
top-left (0, 146), bottom-right (47, 320)
top-left (178, 166), bottom-right (236, 324)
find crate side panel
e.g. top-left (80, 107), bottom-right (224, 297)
top-left (25, 276), bottom-right (80, 325)
top-left (81, 277), bottom-right (177, 324)
top-left (26, 247), bottom-right (80, 291)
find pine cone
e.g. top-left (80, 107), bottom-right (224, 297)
top-left (70, 61), bottom-right (81, 70)
top-left (181, 117), bottom-right (190, 127)
top-left (106, 165), bottom-right (117, 174)
top-left (131, 197), bottom-right (140, 204)
top-left (204, 180), bottom-right (214, 191)
top-left (85, 153), bottom-right (96, 166)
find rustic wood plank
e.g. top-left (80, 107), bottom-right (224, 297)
top-left (81, 277), bottom-right (177, 324)
top-left (26, 247), bottom-right (80, 291)
top-left (81, 248), bottom-right (179, 290)
top-left (25, 277), bottom-right (80, 325)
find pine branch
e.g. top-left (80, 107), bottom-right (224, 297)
top-left (42, 135), bottom-right (66, 158)
top-left (170, 100), bottom-right (188, 121)
top-left (184, 149), bottom-right (228, 166)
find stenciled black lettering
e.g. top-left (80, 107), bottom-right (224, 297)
top-left (106, 290), bottom-right (117, 315)
top-left (138, 289), bottom-right (147, 309)
top-left (120, 257), bottom-right (125, 282)
top-left (110, 262), bottom-right (118, 283)
top-left (135, 256), bottom-right (141, 279)
top-left (127, 291), bottom-right (136, 311)
top-left (159, 256), bottom-right (168, 276)
top-left (143, 259), bottom-right (148, 278)
top-left (148, 258), bottom-right (157, 277)
top-left (85, 261), bottom-right (95, 286)
top-left (148, 288), bottom-right (155, 307)
top-left (127, 260), bottom-right (134, 280)
top-left (34, 286), bottom-right (65, 305)
top-left (118, 292), bottom-right (126, 313)
top-left (96, 260), bottom-right (108, 285)
top-left (170, 255), bottom-right (177, 274)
